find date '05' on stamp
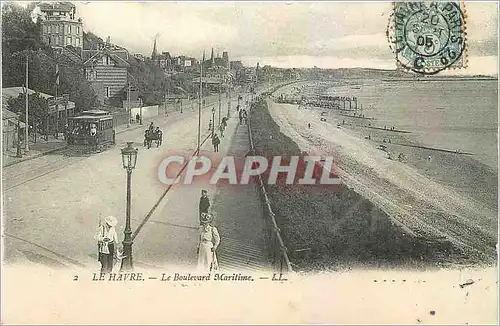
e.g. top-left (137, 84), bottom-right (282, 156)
top-left (387, 1), bottom-right (466, 75)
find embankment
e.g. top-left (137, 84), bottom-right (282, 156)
top-left (250, 99), bottom-right (469, 272)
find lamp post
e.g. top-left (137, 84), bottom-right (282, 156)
top-left (24, 54), bottom-right (29, 152)
top-left (175, 86), bottom-right (190, 114)
top-left (211, 107), bottom-right (215, 137)
top-left (127, 83), bottom-right (131, 128)
top-left (120, 141), bottom-right (138, 272)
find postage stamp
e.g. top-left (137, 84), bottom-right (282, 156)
top-left (387, 1), bottom-right (467, 74)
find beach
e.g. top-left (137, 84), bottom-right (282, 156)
top-left (267, 80), bottom-right (498, 264)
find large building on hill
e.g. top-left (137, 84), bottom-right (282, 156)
top-left (34, 2), bottom-right (84, 51)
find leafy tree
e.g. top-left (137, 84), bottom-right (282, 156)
top-left (6, 92), bottom-right (49, 133)
top-left (2, 2), bottom-right (97, 112)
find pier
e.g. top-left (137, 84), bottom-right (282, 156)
top-left (362, 125), bottom-right (412, 134)
top-left (392, 143), bottom-right (474, 155)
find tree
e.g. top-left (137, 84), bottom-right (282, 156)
top-left (2, 3), bottom-right (98, 112)
top-left (7, 92), bottom-right (49, 134)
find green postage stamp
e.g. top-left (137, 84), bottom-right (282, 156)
top-left (388, 2), bottom-right (467, 74)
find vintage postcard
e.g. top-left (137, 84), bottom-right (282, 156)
top-left (1, 1), bottom-right (498, 324)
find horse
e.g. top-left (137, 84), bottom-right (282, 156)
top-left (144, 130), bottom-right (162, 149)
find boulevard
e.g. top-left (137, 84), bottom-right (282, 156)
top-left (3, 91), bottom-right (255, 271)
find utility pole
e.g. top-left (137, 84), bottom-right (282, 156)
top-left (127, 82), bottom-right (131, 128)
top-left (16, 118), bottom-right (22, 158)
top-left (25, 53), bottom-right (29, 152)
top-left (55, 62), bottom-right (59, 139)
top-left (197, 52), bottom-right (204, 155)
top-left (227, 84), bottom-right (230, 118)
top-left (139, 97), bottom-right (143, 125)
top-left (218, 82), bottom-right (221, 127)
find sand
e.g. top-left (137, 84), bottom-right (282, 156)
top-left (266, 82), bottom-right (498, 263)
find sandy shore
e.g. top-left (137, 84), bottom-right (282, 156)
top-left (266, 83), bottom-right (497, 263)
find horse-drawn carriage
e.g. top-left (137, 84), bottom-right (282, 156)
top-left (67, 110), bottom-right (115, 153)
top-left (144, 128), bottom-right (162, 149)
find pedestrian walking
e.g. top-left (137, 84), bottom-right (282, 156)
top-left (199, 190), bottom-right (210, 224)
top-left (243, 110), bottom-right (248, 125)
top-left (212, 134), bottom-right (220, 152)
top-left (136, 113), bottom-right (140, 124)
top-left (219, 124), bottom-right (225, 138)
top-left (197, 213), bottom-right (220, 273)
top-left (238, 110), bottom-right (243, 124)
top-left (96, 216), bottom-right (118, 274)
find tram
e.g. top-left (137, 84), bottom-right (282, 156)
top-left (67, 109), bottom-right (115, 152)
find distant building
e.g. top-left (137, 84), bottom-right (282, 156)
top-left (35, 2), bottom-right (84, 50)
top-left (171, 55), bottom-right (198, 72)
top-left (203, 48), bottom-right (232, 84)
top-left (133, 53), bottom-right (147, 61)
top-left (158, 52), bottom-right (173, 71)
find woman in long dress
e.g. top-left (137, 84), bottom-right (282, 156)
top-left (197, 213), bottom-right (221, 272)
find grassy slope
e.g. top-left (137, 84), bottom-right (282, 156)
top-left (250, 99), bottom-right (466, 272)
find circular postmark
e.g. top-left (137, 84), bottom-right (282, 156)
top-left (387, 2), bottom-right (466, 75)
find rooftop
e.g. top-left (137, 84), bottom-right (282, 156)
top-left (38, 2), bottom-right (75, 12)
top-left (2, 87), bottom-right (76, 112)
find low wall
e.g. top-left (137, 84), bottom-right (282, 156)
top-left (131, 105), bottom-right (159, 120)
top-left (111, 93), bottom-right (246, 128)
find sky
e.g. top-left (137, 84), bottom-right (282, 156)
top-left (24, 1), bottom-right (500, 75)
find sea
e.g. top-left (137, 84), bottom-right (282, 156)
top-left (326, 79), bottom-right (498, 170)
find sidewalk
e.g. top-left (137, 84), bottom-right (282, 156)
top-left (2, 136), bottom-right (67, 167)
top-left (210, 120), bottom-right (270, 272)
top-left (132, 104), bottom-right (270, 272)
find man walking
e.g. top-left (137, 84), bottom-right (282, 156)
top-left (219, 124), bottom-right (225, 138)
top-left (212, 134), bottom-right (220, 152)
top-left (199, 190), bottom-right (210, 224)
top-left (242, 109), bottom-right (248, 125)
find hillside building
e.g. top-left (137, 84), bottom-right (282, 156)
top-left (34, 2), bottom-right (84, 51)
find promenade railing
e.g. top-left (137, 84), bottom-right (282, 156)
top-left (246, 92), bottom-right (293, 275)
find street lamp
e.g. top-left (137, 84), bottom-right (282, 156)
top-left (175, 86), bottom-right (190, 114)
top-left (211, 107), bottom-right (215, 136)
top-left (120, 141), bottom-right (138, 272)
top-left (227, 84), bottom-right (231, 118)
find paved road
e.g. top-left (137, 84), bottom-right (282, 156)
top-left (3, 92), bottom-right (251, 271)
